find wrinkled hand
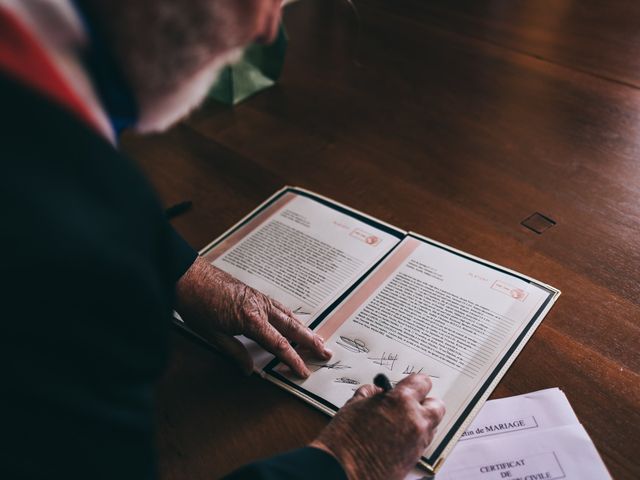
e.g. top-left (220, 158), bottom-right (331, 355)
top-left (175, 257), bottom-right (331, 377)
top-left (311, 374), bottom-right (445, 480)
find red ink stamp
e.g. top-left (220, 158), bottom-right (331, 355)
top-left (350, 228), bottom-right (381, 246)
top-left (491, 280), bottom-right (528, 302)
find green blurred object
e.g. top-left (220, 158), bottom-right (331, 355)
top-left (208, 23), bottom-right (288, 105)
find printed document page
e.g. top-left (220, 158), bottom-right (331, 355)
top-left (456, 388), bottom-right (579, 442)
top-left (410, 424), bottom-right (611, 479)
top-left (201, 190), bottom-right (403, 368)
top-left (405, 388), bottom-right (597, 479)
top-left (202, 190), bottom-right (402, 324)
top-left (272, 235), bottom-right (558, 458)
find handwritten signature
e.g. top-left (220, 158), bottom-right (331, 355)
top-left (336, 336), bottom-right (370, 353)
top-left (367, 352), bottom-right (399, 371)
top-left (334, 377), bottom-right (360, 385)
top-left (402, 365), bottom-right (424, 375)
top-left (308, 360), bottom-right (352, 371)
top-left (402, 365), bottom-right (440, 378)
top-left (293, 306), bottom-right (311, 316)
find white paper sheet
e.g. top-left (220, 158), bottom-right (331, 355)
top-left (405, 389), bottom-right (610, 480)
top-left (202, 191), bottom-right (403, 371)
top-left (438, 424), bottom-right (610, 479)
top-left (277, 237), bottom-right (555, 457)
top-left (457, 388), bottom-right (579, 442)
top-left (209, 194), bottom-right (401, 324)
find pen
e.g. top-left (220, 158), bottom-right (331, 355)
top-left (373, 373), bottom-right (393, 392)
top-left (165, 200), bottom-right (193, 219)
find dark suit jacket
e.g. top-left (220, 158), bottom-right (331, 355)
top-left (0, 73), bottom-right (346, 480)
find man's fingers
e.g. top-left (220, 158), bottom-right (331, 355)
top-left (421, 397), bottom-right (446, 424)
top-left (393, 373), bottom-right (433, 401)
top-left (348, 384), bottom-right (383, 404)
top-left (270, 298), bottom-right (297, 318)
top-left (247, 320), bottom-right (311, 378)
top-left (269, 301), bottom-right (332, 360)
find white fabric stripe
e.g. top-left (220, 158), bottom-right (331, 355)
top-left (1, 0), bottom-right (116, 143)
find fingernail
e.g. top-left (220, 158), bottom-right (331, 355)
top-left (302, 366), bottom-right (311, 378)
top-left (323, 347), bottom-right (333, 358)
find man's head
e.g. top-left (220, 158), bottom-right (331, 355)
top-left (78, 0), bottom-right (282, 132)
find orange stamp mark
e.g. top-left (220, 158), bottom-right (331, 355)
top-left (491, 280), bottom-right (528, 302)
top-left (350, 228), bottom-right (381, 246)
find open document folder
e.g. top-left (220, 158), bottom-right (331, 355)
top-left (176, 186), bottom-right (561, 475)
top-left (406, 388), bottom-right (611, 479)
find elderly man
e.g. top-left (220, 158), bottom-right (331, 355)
top-left (0, 1), bottom-right (445, 479)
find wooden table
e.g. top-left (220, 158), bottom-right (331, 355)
top-left (121, 1), bottom-right (640, 478)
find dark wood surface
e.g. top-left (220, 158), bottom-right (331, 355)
top-left (121, 1), bottom-right (640, 478)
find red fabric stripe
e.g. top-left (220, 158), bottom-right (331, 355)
top-left (0, 6), bottom-right (103, 133)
